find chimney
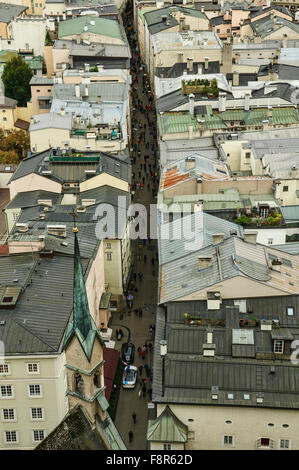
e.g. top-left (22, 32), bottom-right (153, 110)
top-left (244, 230), bottom-right (257, 244)
top-left (85, 84), bottom-right (88, 97)
top-left (187, 57), bottom-right (193, 72)
top-left (75, 84), bottom-right (80, 98)
top-left (291, 165), bottom-right (297, 178)
top-left (189, 93), bottom-right (195, 116)
top-left (188, 123), bottom-right (193, 139)
top-left (204, 57), bottom-right (209, 70)
top-left (198, 256), bottom-right (213, 270)
top-left (203, 325), bottom-right (216, 357)
top-left (233, 71), bottom-right (239, 86)
top-left (212, 233), bottom-right (225, 245)
top-left (268, 106), bottom-right (273, 119)
top-left (201, 6), bottom-right (204, 13)
top-left (179, 17), bottom-right (185, 32)
top-left (76, 33), bottom-right (81, 44)
top-left (84, 63), bottom-right (89, 72)
top-left (160, 340), bottom-right (167, 356)
top-left (194, 201), bottom-right (203, 212)
top-left (244, 91), bottom-right (250, 111)
top-left (161, 15), bottom-right (167, 23)
top-left (60, 107), bottom-right (65, 116)
top-left (197, 178), bottom-right (202, 194)
top-left (219, 92), bottom-right (227, 112)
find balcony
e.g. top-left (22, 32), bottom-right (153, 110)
top-left (234, 206), bottom-right (285, 228)
top-left (71, 125), bottom-right (121, 141)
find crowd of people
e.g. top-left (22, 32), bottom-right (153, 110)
top-left (120, 1), bottom-right (160, 447)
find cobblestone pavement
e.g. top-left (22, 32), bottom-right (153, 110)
top-left (112, 1), bottom-right (160, 450)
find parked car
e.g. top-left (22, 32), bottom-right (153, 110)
top-left (121, 342), bottom-right (135, 364)
top-left (122, 365), bottom-right (137, 389)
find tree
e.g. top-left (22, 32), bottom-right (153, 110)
top-left (45, 30), bottom-right (53, 46)
top-left (0, 149), bottom-right (19, 164)
top-left (2, 56), bottom-right (33, 107)
top-left (0, 129), bottom-right (30, 160)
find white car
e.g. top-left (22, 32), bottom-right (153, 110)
top-left (122, 365), bottom-right (138, 389)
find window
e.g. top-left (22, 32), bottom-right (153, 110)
top-left (0, 385), bottom-right (13, 398)
top-left (225, 420), bottom-right (232, 424)
top-left (12, 213), bottom-right (19, 221)
top-left (245, 152), bottom-right (251, 158)
top-left (227, 29), bottom-right (230, 33)
top-left (224, 435), bottom-right (233, 446)
top-left (268, 423), bottom-right (274, 427)
top-left (188, 431), bottom-right (195, 440)
top-left (280, 439), bottom-right (290, 449)
top-left (4, 431), bottom-right (18, 443)
top-left (30, 408), bottom-right (44, 420)
top-left (2, 409), bottom-right (15, 421)
top-left (287, 307), bottom-right (294, 316)
top-left (106, 243), bottom-right (111, 249)
top-left (274, 340), bottom-right (284, 353)
top-left (2, 110), bottom-right (5, 113)
top-left (106, 253), bottom-right (112, 261)
top-left (227, 393), bottom-right (234, 399)
top-left (283, 186), bottom-right (288, 192)
top-left (244, 393), bottom-right (250, 400)
top-left (27, 363), bottom-right (39, 374)
top-left (282, 424), bottom-right (290, 428)
top-left (268, 238), bottom-right (273, 245)
top-left (32, 430), bottom-right (45, 442)
top-left (3, 117), bottom-right (7, 122)
top-left (257, 437), bottom-right (274, 448)
top-left (0, 364), bottom-right (10, 374)
top-left (163, 443), bottom-right (171, 450)
top-left (28, 384), bottom-right (42, 397)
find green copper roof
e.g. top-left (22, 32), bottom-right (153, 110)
top-left (73, 233), bottom-right (92, 339)
top-left (62, 231), bottom-right (105, 361)
top-left (159, 107), bottom-right (299, 134)
top-left (58, 16), bottom-right (126, 42)
top-left (147, 406), bottom-right (188, 443)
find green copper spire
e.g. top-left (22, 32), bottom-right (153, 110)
top-left (73, 227), bottom-right (93, 340)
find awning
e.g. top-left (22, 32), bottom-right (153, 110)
top-left (14, 119), bottom-right (29, 131)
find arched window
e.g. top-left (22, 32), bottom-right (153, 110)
top-left (75, 373), bottom-right (84, 396)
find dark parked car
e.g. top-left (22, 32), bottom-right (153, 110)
top-left (121, 342), bottom-right (135, 364)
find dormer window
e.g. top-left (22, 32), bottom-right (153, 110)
top-left (287, 307), bottom-right (294, 316)
top-left (274, 340), bottom-right (284, 353)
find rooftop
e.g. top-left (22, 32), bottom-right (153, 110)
top-left (159, 236), bottom-right (299, 304)
top-left (0, 3), bottom-right (27, 23)
top-left (152, 294), bottom-right (299, 408)
top-left (9, 148), bottom-right (130, 185)
top-left (58, 16), bottom-right (128, 44)
top-left (160, 153), bottom-right (229, 190)
top-left (152, 31), bottom-right (222, 54)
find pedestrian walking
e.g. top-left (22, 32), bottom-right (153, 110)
top-left (142, 350), bottom-right (146, 360)
top-left (148, 388), bottom-right (152, 400)
top-left (115, 329), bottom-right (119, 339)
top-left (144, 364), bottom-right (149, 376)
top-left (139, 308), bottom-right (143, 318)
top-left (129, 431), bottom-right (133, 442)
top-left (144, 254), bottom-right (147, 263)
top-left (138, 365), bottom-right (143, 376)
top-left (142, 385), bottom-right (146, 397)
top-left (148, 342), bottom-right (153, 352)
top-left (137, 347), bottom-right (142, 358)
top-left (138, 272), bottom-right (143, 281)
top-left (132, 412), bottom-right (137, 424)
top-left (133, 272), bottom-right (137, 282)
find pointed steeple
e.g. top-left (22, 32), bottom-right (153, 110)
top-left (73, 230), bottom-right (92, 339)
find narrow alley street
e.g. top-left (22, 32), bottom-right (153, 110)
top-left (111, 0), bottom-right (160, 450)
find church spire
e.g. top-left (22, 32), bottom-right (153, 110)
top-left (71, 208), bottom-right (92, 339)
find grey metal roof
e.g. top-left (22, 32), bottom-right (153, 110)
top-left (54, 39), bottom-right (131, 59)
top-left (9, 149), bottom-right (130, 184)
top-left (152, 296), bottom-right (299, 408)
top-left (155, 61), bottom-right (220, 79)
top-left (273, 243), bottom-right (299, 255)
top-left (0, 252), bottom-right (91, 354)
top-left (281, 206), bottom-right (299, 223)
top-left (158, 211), bottom-right (243, 265)
top-left (159, 237), bottom-right (299, 303)
top-left (5, 190), bottom-right (60, 210)
top-left (0, 3), bottom-right (27, 22)
top-left (159, 137), bottom-right (218, 165)
top-left (29, 112), bottom-right (72, 131)
top-left (52, 82), bottom-right (128, 102)
top-left (30, 76), bottom-right (54, 86)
